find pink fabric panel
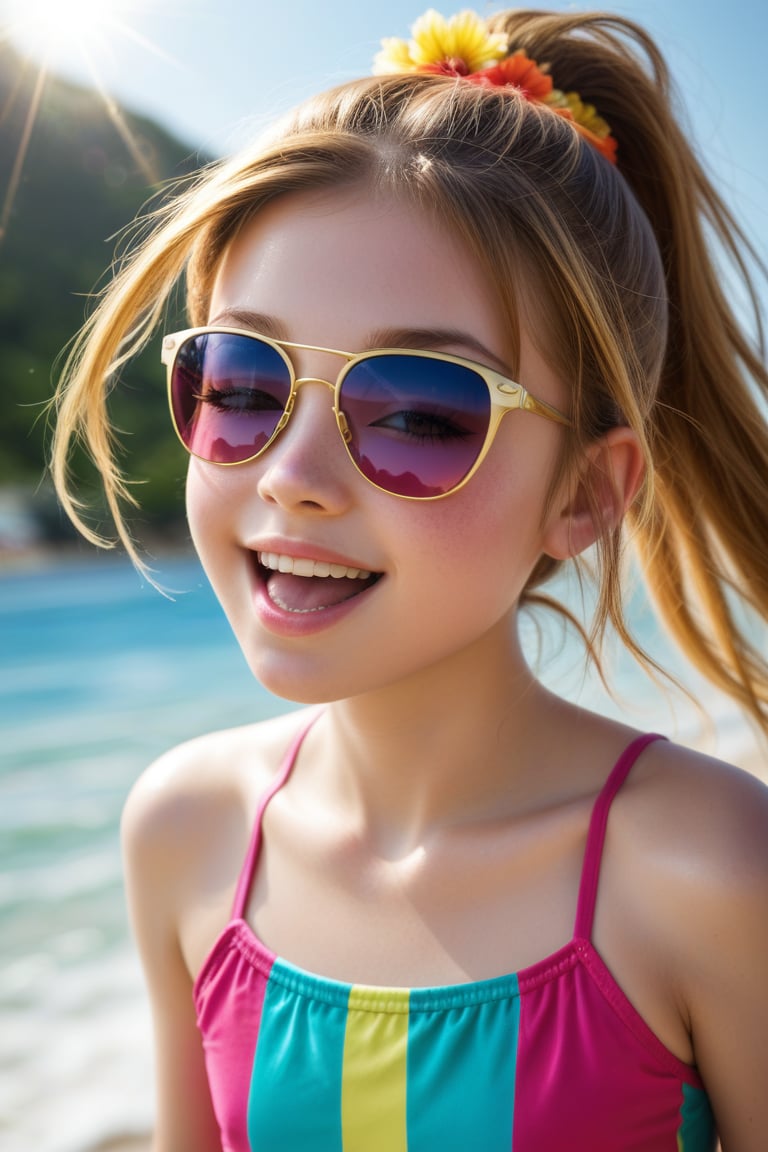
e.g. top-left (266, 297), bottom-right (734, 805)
top-left (514, 945), bottom-right (691, 1152)
top-left (195, 923), bottom-right (275, 1152)
top-left (231, 713), bottom-right (321, 921)
top-left (574, 734), bottom-right (665, 939)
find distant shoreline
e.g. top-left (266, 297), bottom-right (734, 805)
top-left (3, 543), bottom-right (764, 780)
top-left (88, 1137), bottom-right (151, 1152)
top-left (0, 538), bottom-right (196, 573)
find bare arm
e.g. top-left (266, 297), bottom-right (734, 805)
top-left (682, 764), bottom-right (768, 1151)
top-left (122, 755), bottom-right (226, 1152)
top-left (602, 741), bottom-right (768, 1152)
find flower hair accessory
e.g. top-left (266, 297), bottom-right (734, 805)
top-left (373, 8), bottom-right (618, 164)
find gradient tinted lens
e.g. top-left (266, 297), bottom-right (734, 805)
top-left (340, 354), bottom-right (491, 497)
top-left (170, 332), bottom-right (291, 464)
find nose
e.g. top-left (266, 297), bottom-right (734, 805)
top-left (255, 378), bottom-right (353, 513)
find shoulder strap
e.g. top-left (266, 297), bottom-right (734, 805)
top-left (231, 710), bottom-right (322, 920)
top-left (574, 733), bottom-right (666, 940)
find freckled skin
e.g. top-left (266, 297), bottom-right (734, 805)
top-left (125, 185), bottom-right (768, 1152)
top-left (187, 187), bottom-right (571, 704)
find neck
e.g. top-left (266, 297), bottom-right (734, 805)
top-left (307, 618), bottom-right (571, 856)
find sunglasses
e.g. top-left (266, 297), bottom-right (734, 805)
top-left (162, 327), bottom-right (571, 500)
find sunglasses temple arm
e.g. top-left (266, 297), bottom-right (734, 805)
top-left (518, 389), bottom-right (572, 427)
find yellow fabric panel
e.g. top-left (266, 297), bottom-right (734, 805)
top-left (341, 985), bottom-right (410, 1152)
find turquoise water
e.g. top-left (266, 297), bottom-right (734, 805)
top-left (0, 553), bottom-right (295, 1151)
top-left (0, 551), bottom-right (757, 1150)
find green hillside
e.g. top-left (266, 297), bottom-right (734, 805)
top-left (0, 43), bottom-right (208, 542)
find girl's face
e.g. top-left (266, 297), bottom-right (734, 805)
top-left (186, 185), bottom-right (572, 703)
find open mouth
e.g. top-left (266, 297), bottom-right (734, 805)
top-left (257, 551), bottom-right (382, 613)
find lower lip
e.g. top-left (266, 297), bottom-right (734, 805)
top-left (251, 564), bottom-right (381, 638)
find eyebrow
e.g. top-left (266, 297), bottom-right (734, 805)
top-left (207, 308), bottom-right (512, 374)
top-left (209, 309), bottom-right (286, 339)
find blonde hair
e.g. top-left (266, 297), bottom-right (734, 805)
top-left (51, 10), bottom-right (768, 730)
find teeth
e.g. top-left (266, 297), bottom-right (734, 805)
top-left (258, 552), bottom-right (371, 579)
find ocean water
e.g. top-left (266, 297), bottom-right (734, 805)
top-left (0, 551), bottom-right (760, 1151)
top-left (0, 553), bottom-right (297, 1151)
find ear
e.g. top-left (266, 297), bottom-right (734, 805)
top-left (542, 426), bottom-right (645, 560)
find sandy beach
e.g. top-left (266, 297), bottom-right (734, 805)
top-left (90, 1139), bottom-right (152, 1152)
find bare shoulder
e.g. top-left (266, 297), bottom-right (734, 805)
top-left (121, 707), bottom-right (314, 972)
top-left (122, 707), bottom-right (310, 850)
top-left (605, 736), bottom-right (768, 1020)
top-left (617, 740), bottom-right (768, 1146)
top-left (594, 736), bottom-right (768, 1138)
top-left (613, 737), bottom-right (768, 893)
top-left (604, 737), bottom-right (768, 952)
top-left (652, 739), bottom-right (768, 949)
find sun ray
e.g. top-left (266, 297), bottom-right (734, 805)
top-left (1, 0), bottom-right (174, 244)
top-left (0, 55), bottom-right (33, 130)
top-left (107, 16), bottom-right (182, 68)
top-left (81, 46), bottom-right (160, 186)
top-left (0, 63), bottom-right (47, 243)
top-left (102, 93), bottom-right (160, 187)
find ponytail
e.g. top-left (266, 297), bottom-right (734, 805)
top-left (50, 8), bottom-right (768, 731)
top-left (489, 11), bottom-right (768, 730)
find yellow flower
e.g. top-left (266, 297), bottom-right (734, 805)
top-left (373, 9), bottom-right (508, 76)
top-left (374, 37), bottom-right (417, 74)
top-left (552, 89), bottom-right (613, 140)
top-left (543, 88), bottom-right (618, 162)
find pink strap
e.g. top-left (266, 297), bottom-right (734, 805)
top-left (574, 733), bottom-right (665, 940)
top-left (231, 710), bottom-right (322, 920)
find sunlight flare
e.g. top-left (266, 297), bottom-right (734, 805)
top-left (4, 0), bottom-right (134, 65)
top-left (0, 0), bottom-right (166, 241)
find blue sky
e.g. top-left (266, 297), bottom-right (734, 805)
top-left (3, 0), bottom-right (767, 260)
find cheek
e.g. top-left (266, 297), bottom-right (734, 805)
top-left (185, 460), bottom-right (241, 557)
top-left (184, 462), bottom-right (257, 635)
top-left (395, 457), bottom-right (551, 609)
top-left (186, 461), bottom-right (212, 542)
top-left (414, 432), bottom-right (557, 557)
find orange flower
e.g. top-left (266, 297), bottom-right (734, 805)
top-left (567, 120), bottom-right (618, 164)
top-left (544, 88), bottom-right (618, 163)
top-left (373, 10), bottom-right (618, 165)
top-left (469, 50), bottom-right (554, 101)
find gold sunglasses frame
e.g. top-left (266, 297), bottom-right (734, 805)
top-left (162, 326), bottom-right (572, 500)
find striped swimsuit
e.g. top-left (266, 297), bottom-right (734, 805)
top-left (194, 720), bottom-right (717, 1150)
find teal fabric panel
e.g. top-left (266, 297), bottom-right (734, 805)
top-left (247, 959), bottom-right (350, 1150)
top-left (405, 977), bottom-right (521, 1151)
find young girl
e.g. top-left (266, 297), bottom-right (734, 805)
top-left (51, 8), bottom-right (768, 1150)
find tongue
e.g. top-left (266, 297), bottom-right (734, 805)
top-left (266, 572), bottom-right (370, 612)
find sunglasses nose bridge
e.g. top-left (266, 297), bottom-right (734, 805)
top-left (294, 376), bottom-right (337, 394)
top-left (280, 376), bottom-right (348, 451)
top-left (289, 376), bottom-right (339, 433)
